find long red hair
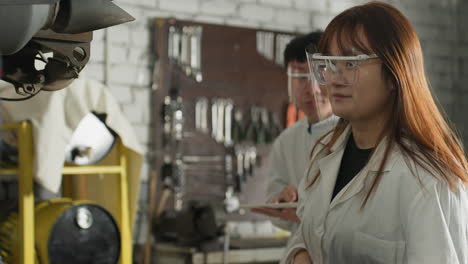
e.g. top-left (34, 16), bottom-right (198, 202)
top-left (307, 2), bottom-right (468, 207)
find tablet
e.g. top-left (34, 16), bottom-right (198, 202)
top-left (239, 202), bottom-right (298, 209)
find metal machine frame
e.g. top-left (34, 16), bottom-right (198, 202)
top-left (0, 121), bottom-right (132, 264)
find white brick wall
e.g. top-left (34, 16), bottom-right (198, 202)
top-left (109, 85), bottom-right (134, 104)
top-left (200, 1), bottom-right (238, 16)
top-left (89, 39), bottom-right (105, 62)
top-left (80, 63), bottom-right (104, 83)
top-left (259, 0), bottom-right (293, 8)
top-left (160, 0), bottom-right (200, 13)
top-left (294, 0), bottom-right (328, 12)
top-left (193, 14), bottom-right (226, 25)
top-left (311, 13), bottom-right (334, 30)
top-left (239, 4), bottom-right (275, 22)
top-left (275, 8), bottom-right (310, 27)
top-left (329, 0), bottom-right (362, 13)
top-left (83, 0), bottom-right (468, 245)
top-left (107, 25), bottom-right (132, 45)
top-left (108, 46), bottom-right (128, 64)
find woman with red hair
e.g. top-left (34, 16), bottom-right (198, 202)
top-left (285, 2), bottom-right (468, 264)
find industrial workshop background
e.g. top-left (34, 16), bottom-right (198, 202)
top-left (79, 0), bottom-right (468, 246)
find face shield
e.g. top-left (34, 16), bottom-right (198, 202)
top-left (284, 46), bottom-right (330, 122)
top-left (287, 69), bottom-right (310, 104)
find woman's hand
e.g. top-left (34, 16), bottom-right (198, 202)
top-left (271, 185), bottom-right (298, 204)
top-left (251, 185), bottom-right (300, 223)
top-left (293, 250), bottom-right (312, 264)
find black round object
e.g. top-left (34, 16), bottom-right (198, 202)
top-left (48, 204), bottom-right (120, 264)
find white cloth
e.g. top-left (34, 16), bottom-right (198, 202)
top-left (283, 125), bottom-right (468, 264)
top-left (0, 78), bottom-right (144, 193)
top-left (266, 116), bottom-right (338, 231)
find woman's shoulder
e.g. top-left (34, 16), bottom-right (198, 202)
top-left (389, 142), bottom-right (464, 196)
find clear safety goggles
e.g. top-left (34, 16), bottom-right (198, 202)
top-left (307, 53), bottom-right (380, 86)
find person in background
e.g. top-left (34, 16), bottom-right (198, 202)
top-left (285, 2), bottom-right (468, 264)
top-left (252, 32), bottom-right (337, 232)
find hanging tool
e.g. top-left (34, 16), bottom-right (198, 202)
top-left (162, 96), bottom-right (172, 148)
top-left (180, 26), bottom-right (191, 76)
top-left (211, 98), bottom-right (218, 139)
top-left (224, 155), bottom-right (239, 213)
top-left (215, 99), bottom-right (226, 143)
top-left (224, 99), bottom-right (234, 147)
top-left (270, 111), bottom-right (282, 140)
top-left (235, 147), bottom-right (245, 193)
top-left (195, 97), bottom-right (209, 133)
top-left (232, 107), bottom-right (245, 144)
top-left (260, 107), bottom-right (272, 143)
top-left (190, 26), bottom-right (203, 82)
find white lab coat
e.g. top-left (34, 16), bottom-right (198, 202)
top-left (266, 116), bottom-right (338, 231)
top-left (283, 125), bottom-right (468, 264)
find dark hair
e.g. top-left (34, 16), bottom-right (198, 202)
top-left (283, 31), bottom-right (323, 67)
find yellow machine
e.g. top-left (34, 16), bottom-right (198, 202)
top-left (0, 198), bottom-right (121, 264)
top-left (0, 121), bottom-right (136, 264)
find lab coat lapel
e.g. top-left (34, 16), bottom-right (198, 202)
top-left (315, 125), bottom-right (350, 210)
top-left (317, 147), bottom-right (346, 208)
top-left (329, 164), bottom-right (368, 210)
top-left (328, 137), bottom-right (399, 210)
top-left (326, 129), bottom-right (369, 210)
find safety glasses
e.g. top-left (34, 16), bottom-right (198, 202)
top-left (307, 53), bottom-right (380, 86)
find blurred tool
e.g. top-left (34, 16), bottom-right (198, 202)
top-left (154, 200), bottom-right (221, 247)
top-left (270, 112), bottom-right (282, 139)
top-left (0, 0), bottom-right (134, 97)
top-left (224, 99), bottom-right (234, 147)
top-left (162, 96), bottom-right (172, 149)
top-left (224, 155), bottom-right (239, 213)
top-left (275, 34), bottom-right (295, 66)
top-left (168, 25), bottom-right (181, 64)
top-left (168, 25), bottom-right (203, 82)
top-left (235, 147), bottom-right (245, 193)
top-left (232, 107), bottom-right (245, 143)
top-left (256, 31), bottom-right (274, 61)
top-left (195, 97), bottom-right (209, 134)
top-left (245, 106), bottom-right (264, 144)
top-left (216, 99), bottom-right (226, 143)
top-left (260, 107), bottom-right (272, 143)
top-left (257, 30), bottom-right (295, 66)
top-left (211, 98), bottom-right (219, 139)
top-left (159, 157), bottom-right (186, 212)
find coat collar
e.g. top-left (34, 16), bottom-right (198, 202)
top-left (315, 124), bottom-right (401, 210)
top-left (317, 124), bottom-right (401, 172)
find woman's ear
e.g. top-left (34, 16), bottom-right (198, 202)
top-left (385, 75), bottom-right (396, 92)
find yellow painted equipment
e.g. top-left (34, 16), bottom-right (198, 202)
top-left (0, 121), bottom-right (136, 264)
top-left (0, 198), bottom-right (120, 264)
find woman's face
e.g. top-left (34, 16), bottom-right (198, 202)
top-left (326, 34), bottom-right (392, 123)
